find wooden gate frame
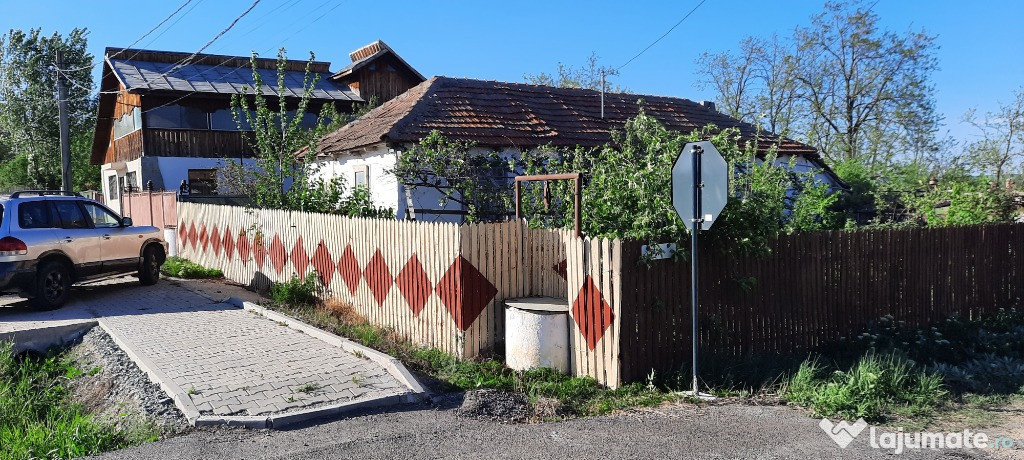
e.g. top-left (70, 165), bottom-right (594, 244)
top-left (513, 173), bottom-right (582, 238)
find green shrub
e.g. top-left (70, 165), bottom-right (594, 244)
top-left (270, 274), bottom-right (321, 306)
top-left (161, 257), bottom-right (223, 279)
top-left (0, 343), bottom-right (126, 459)
top-left (785, 353), bottom-right (946, 422)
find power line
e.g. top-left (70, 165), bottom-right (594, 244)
top-left (277, 0), bottom-right (347, 49)
top-left (62, 0), bottom-right (197, 73)
top-left (72, 0), bottom-right (261, 96)
top-left (616, 0), bottom-right (707, 71)
top-left (141, 0), bottom-right (209, 49)
top-left (160, 0), bottom-right (261, 76)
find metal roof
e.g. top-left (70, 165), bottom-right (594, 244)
top-left (109, 58), bottom-right (362, 101)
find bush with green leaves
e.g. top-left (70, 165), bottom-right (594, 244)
top-left (785, 353), bottom-right (946, 421)
top-left (270, 273), bottom-right (321, 306)
top-left (520, 112), bottom-right (840, 256)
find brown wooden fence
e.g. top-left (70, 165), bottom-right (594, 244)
top-left (616, 224), bottom-right (1024, 383)
top-left (123, 190), bottom-right (178, 229)
top-left (176, 202), bottom-right (1023, 388)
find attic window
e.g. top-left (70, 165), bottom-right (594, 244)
top-left (387, 64), bottom-right (396, 72)
top-left (368, 63), bottom-right (376, 71)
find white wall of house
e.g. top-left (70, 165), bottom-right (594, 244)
top-left (99, 156), bottom-right (260, 214)
top-left (316, 145), bottom-right (845, 223)
top-left (775, 154), bottom-right (843, 190)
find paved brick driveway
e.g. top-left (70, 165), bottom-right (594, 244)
top-left (0, 277), bottom-right (418, 422)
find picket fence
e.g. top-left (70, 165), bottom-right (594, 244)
top-left (176, 203), bottom-right (624, 386)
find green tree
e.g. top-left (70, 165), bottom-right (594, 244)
top-left (695, 1), bottom-right (940, 170)
top-left (904, 179), bottom-right (1015, 227)
top-left (223, 49), bottom-right (391, 218)
top-left (395, 113), bottom-right (841, 254)
top-left (962, 88), bottom-right (1024, 185)
top-left (0, 28), bottom-right (98, 190)
top-left (390, 131), bottom-right (514, 222)
top-left (521, 112), bottom-right (833, 255)
top-left (523, 52), bottom-right (625, 92)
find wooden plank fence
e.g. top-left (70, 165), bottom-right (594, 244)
top-left (176, 204), bottom-right (1022, 389)
top-left (176, 204), bottom-right (594, 371)
top-left (615, 224), bottom-right (1024, 383)
top-left (123, 190), bottom-right (178, 229)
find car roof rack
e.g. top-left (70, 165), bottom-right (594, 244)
top-left (8, 190), bottom-right (83, 199)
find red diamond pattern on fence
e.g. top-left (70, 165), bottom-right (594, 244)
top-left (179, 220), bottom-right (189, 248)
top-left (572, 275), bottom-right (614, 350)
top-left (396, 254), bottom-right (430, 317)
top-left (222, 226), bottom-right (235, 261)
top-left (362, 249), bottom-right (392, 307)
top-left (436, 256), bottom-right (497, 331)
top-left (311, 240), bottom-right (335, 287)
top-left (269, 234), bottom-right (288, 275)
top-left (337, 244), bottom-right (361, 295)
top-left (198, 225), bottom-right (209, 253)
top-left (188, 223), bottom-right (198, 250)
top-left (553, 259), bottom-right (568, 280)
top-left (210, 226), bottom-right (222, 257)
top-left (253, 235), bottom-right (267, 268)
top-left (236, 231), bottom-right (251, 266)
top-left (290, 236), bottom-right (309, 277)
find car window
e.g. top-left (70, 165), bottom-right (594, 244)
top-left (18, 201), bottom-right (58, 229)
top-left (81, 202), bottom-right (121, 228)
top-left (52, 200), bottom-right (90, 229)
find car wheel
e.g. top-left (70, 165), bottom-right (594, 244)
top-left (139, 246), bottom-right (161, 286)
top-left (32, 261), bottom-right (71, 310)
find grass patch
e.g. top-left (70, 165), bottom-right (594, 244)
top-left (160, 257), bottom-right (223, 279)
top-left (784, 353), bottom-right (947, 422)
top-left (271, 299), bottom-right (683, 417)
top-left (0, 343), bottom-right (149, 459)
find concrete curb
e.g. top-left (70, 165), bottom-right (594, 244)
top-left (94, 320), bottom-right (203, 425)
top-left (1, 321), bottom-right (97, 355)
top-left (228, 298), bottom-right (429, 399)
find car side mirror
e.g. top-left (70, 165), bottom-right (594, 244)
top-left (121, 217), bottom-right (133, 227)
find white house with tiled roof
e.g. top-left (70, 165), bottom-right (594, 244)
top-left (312, 76), bottom-right (846, 222)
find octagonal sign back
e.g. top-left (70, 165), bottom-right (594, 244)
top-left (672, 140), bottom-right (729, 231)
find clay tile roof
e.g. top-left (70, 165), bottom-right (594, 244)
top-left (316, 76), bottom-right (828, 167)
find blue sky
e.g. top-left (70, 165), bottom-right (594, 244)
top-left (3, 0), bottom-right (1022, 142)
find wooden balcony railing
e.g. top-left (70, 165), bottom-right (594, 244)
top-left (142, 129), bottom-right (255, 158)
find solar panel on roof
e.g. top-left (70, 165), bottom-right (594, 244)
top-left (107, 58), bottom-right (359, 101)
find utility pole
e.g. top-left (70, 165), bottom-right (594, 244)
top-left (55, 50), bottom-right (73, 192)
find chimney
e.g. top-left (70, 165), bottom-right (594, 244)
top-left (699, 100), bottom-right (716, 112)
top-left (349, 40), bottom-right (386, 62)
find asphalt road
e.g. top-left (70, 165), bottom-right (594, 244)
top-left (93, 399), bottom-right (984, 459)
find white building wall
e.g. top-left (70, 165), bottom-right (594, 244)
top-left (318, 145), bottom-right (844, 222)
top-left (99, 156), bottom-right (260, 214)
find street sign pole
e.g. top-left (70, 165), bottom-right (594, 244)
top-left (672, 140), bottom-right (726, 400)
top-left (690, 144), bottom-right (703, 396)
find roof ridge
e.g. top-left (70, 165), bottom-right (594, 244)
top-left (428, 75), bottom-right (702, 104)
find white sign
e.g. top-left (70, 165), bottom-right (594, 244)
top-left (671, 141), bottom-right (728, 230)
